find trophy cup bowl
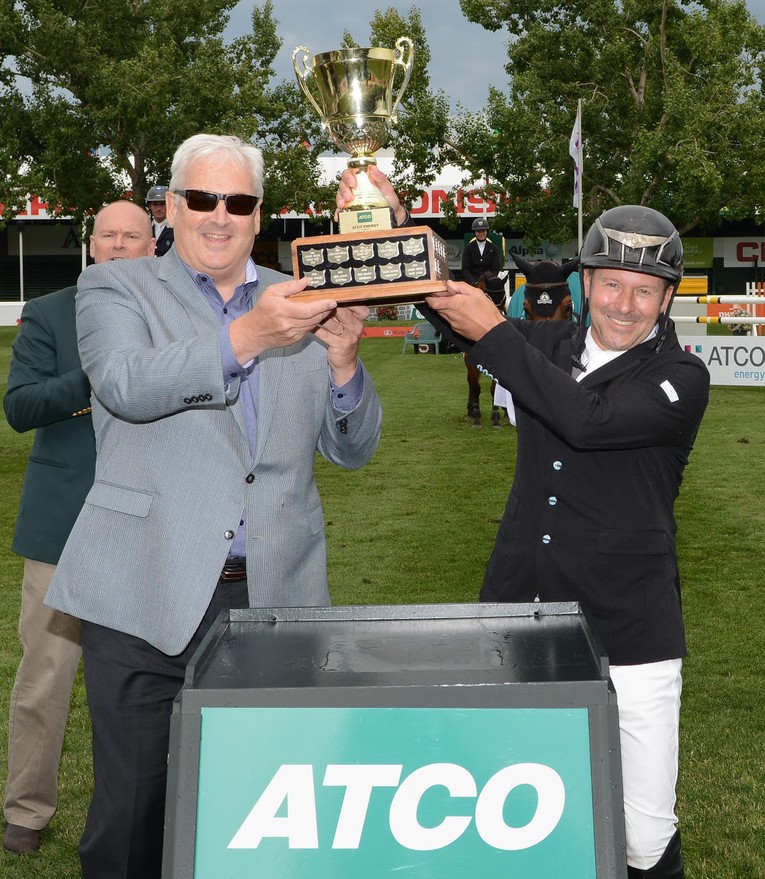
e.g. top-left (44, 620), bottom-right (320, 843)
top-left (293, 38), bottom-right (414, 216)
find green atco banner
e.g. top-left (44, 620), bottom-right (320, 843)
top-left (194, 706), bottom-right (596, 878)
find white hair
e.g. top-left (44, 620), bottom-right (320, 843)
top-left (169, 134), bottom-right (264, 199)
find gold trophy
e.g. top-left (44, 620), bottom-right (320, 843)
top-left (290, 39), bottom-right (448, 305)
top-left (293, 39), bottom-right (413, 232)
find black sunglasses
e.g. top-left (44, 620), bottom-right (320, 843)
top-left (173, 189), bottom-right (261, 216)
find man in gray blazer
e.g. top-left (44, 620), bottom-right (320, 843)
top-left (46, 133), bottom-right (383, 879)
top-left (3, 201), bottom-right (155, 856)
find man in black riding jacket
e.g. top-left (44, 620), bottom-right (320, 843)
top-left (338, 168), bottom-right (708, 879)
top-left (430, 207), bottom-right (708, 879)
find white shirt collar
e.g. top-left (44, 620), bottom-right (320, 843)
top-left (577, 325), bottom-right (658, 381)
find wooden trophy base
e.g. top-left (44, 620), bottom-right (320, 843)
top-left (291, 225), bottom-right (449, 306)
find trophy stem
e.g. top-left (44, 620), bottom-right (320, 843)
top-left (344, 157), bottom-right (390, 213)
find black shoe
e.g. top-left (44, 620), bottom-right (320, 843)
top-left (3, 823), bottom-right (42, 854)
top-left (627, 829), bottom-right (684, 878)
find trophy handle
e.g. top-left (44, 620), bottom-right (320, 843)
top-left (390, 37), bottom-right (414, 122)
top-left (292, 46), bottom-right (325, 121)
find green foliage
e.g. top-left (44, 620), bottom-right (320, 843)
top-left (0, 0), bottom-right (327, 227)
top-left (0, 328), bottom-right (764, 876)
top-left (4, 0), bottom-right (765, 246)
top-left (456, 0), bottom-right (765, 242)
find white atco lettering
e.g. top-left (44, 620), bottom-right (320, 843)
top-left (389, 763), bottom-right (476, 850)
top-left (475, 763), bottom-right (566, 850)
top-left (228, 764), bottom-right (318, 849)
top-left (228, 762), bottom-right (566, 851)
top-left (323, 764), bottom-right (402, 848)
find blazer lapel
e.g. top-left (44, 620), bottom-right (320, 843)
top-left (156, 250), bottom-right (251, 443)
top-left (156, 249), bottom-right (219, 327)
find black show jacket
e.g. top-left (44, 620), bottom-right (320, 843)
top-left (467, 318), bottom-right (709, 665)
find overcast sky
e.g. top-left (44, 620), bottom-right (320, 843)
top-left (225, 0), bottom-right (765, 112)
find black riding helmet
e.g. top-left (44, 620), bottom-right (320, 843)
top-left (576, 205), bottom-right (683, 354)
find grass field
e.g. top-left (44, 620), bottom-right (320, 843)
top-left (0, 326), bottom-right (764, 877)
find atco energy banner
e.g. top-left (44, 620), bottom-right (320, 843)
top-left (680, 336), bottom-right (765, 386)
top-left (193, 706), bottom-right (596, 878)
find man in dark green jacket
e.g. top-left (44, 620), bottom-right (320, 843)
top-left (2, 201), bottom-right (155, 855)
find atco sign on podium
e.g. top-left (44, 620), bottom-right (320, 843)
top-left (162, 602), bottom-right (627, 878)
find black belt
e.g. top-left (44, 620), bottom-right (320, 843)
top-left (220, 560), bottom-right (247, 582)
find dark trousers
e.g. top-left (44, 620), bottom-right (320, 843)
top-left (79, 579), bottom-right (249, 879)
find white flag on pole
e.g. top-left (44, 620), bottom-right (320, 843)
top-left (569, 104), bottom-right (581, 208)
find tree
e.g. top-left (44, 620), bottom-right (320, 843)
top-left (455, 0), bottom-right (765, 241)
top-left (0, 0), bottom-right (331, 227)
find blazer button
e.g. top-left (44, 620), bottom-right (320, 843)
top-left (542, 534), bottom-right (552, 544)
top-left (245, 474), bottom-right (255, 484)
top-left (552, 460), bottom-right (563, 471)
top-left (224, 530), bottom-right (235, 540)
top-left (548, 496), bottom-right (557, 506)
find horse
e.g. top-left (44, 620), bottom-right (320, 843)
top-left (509, 253), bottom-right (579, 323)
top-left (465, 258), bottom-right (579, 428)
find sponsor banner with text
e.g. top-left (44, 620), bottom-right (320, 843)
top-left (194, 706), bottom-right (596, 878)
top-left (680, 335), bottom-right (765, 386)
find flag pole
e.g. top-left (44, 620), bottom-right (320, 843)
top-left (576, 99), bottom-right (583, 251)
top-left (569, 99), bottom-right (583, 251)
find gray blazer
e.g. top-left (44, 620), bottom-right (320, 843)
top-left (46, 248), bottom-right (382, 655)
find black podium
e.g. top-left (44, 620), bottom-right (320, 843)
top-left (163, 602), bottom-right (626, 878)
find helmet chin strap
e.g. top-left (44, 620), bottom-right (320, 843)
top-left (650, 282), bottom-right (678, 354)
top-left (649, 312), bottom-right (671, 354)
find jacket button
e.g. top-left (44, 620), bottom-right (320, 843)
top-left (224, 530), bottom-right (235, 540)
top-left (548, 496), bottom-right (557, 506)
top-left (245, 474), bottom-right (255, 484)
top-left (553, 460), bottom-right (563, 471)
top-left (542, 534), bottom-right (552, 544)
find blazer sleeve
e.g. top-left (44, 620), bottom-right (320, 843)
top-left (317, 362), bottom-right (382, 470)
top-left (76, 262), bottom-right (226, 423)
top-left (490, 243), bottom-right (501, 275)
top-left (469, 320), bottom-right (710, 450)
top-left (461, 241), bottom-right (476, 285)
top-left (3, 295), bottom-right (91, 432)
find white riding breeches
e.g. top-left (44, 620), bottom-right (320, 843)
top-left (610, 659), bottom-right (683, 871)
